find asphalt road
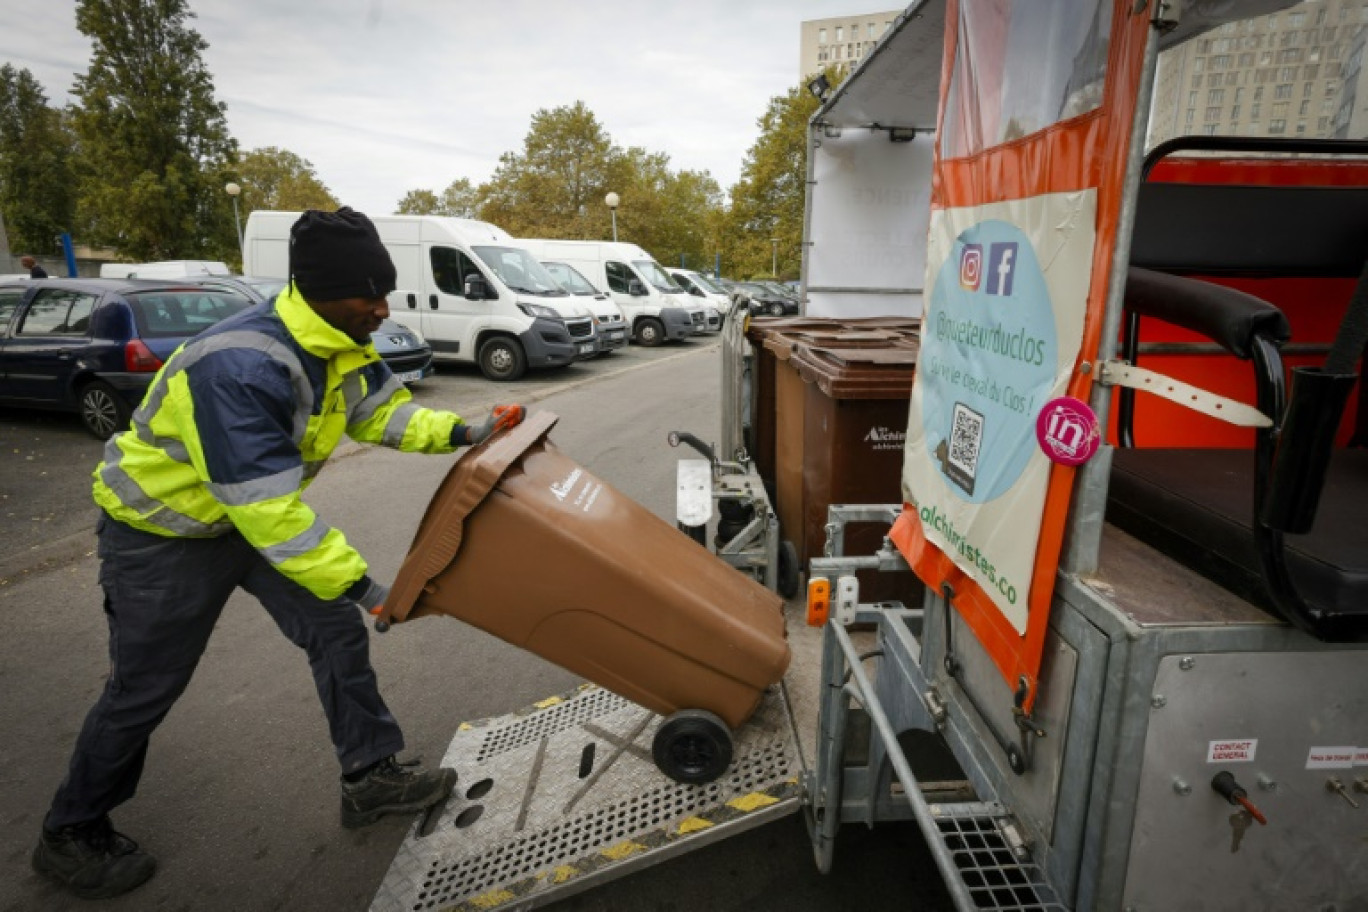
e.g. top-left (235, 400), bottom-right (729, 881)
top-left (0, 334), bottom-right (952, 911)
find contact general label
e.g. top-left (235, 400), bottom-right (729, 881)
top-left (1207, 739), bottom-right (1257, 763)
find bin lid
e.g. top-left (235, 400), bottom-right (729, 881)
top-left (791, 341), bottom-right (919, 399)
top-left (381, 411), bottom-right (560, 625)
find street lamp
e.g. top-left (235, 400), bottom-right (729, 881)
top-left (224, 181), bottom-right (243, 264)
top-left (771, 238), bottom-right (779, 278)
top-left (605, 192), bottom-right (620, 242)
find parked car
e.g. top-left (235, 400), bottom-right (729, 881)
top-left (732, 281), bottom-right (800, 317)
top-left (539, 260), bottom-right (629, 355)
top-left (177, 274), bottom-right (435, 384)
top-left (0, 278), bottom-right (252, 438)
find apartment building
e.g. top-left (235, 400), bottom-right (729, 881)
top-left (1148, 0), bottom-right (1368, 146)
top-left (799, 10), bottom-right (901, 80)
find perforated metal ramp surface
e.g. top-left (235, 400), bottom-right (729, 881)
top-left (371, 684), bottom-right (802, 912)
top-left (932, 803), bottom-right (1066, 911)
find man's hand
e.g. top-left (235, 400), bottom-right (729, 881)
top-left (347, 575), bottom-right (390, 614)
top-left (464, 404), bottom-right (526, 445)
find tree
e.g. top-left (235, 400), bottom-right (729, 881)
top-left (236, 147), bottom-right (337, 214)
top-left (720, 66), bottom-right (839, 279)
top-left (70, 0), bottom-right (238, 261)
top-left (0, 65), bottom-right (76, 255)
top-left (478, 101), bottom-right (617, 238)
top-left (395, 188), bottom-right (440, 215)
top-left (439, 178), bottom-right (477, 218)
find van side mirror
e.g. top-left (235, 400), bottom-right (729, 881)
top-left (628, 279), bottom-right (647, 297)
top-left (463, 273), bottom-right (494, 300)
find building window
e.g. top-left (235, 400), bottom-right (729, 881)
top-left (1203, 124), bottom-right (1218, 135)
top-left (1299, 99), bottom-right (1310, 116)
top-left (868, 22), bottom-right (876, 39)
top-left (1269, 119), bottom-right (1286, 134)
top-left (1231, 104), bottom-right (1241, 120)
top-left (1272, 102), bottom-right (1288, 117)
top-left (819, 28), bottom-right (826, 43)
top-left (1251, 102), bottom-right (1261, 118)
top-left (1205, 106), bottom-right (1222, 121)
top-left (1274, 83), bottom-right (1292, 99)
top-left (1192, 74), bottom-right (1203, 88)
top-left (1185, 108), bottom-right (1195, 126)
top-left (1296, 121), bottom-right (1306, 135)
top-left (835, 26), bottom-right (843, 41)
top-left (1234, 87), bottom-right (1244, 103)
top-left (1226, 72), bottom-right (1239, 86)
top-left (1239, 52), bottom-right (1255, 67)
top-left (1208, 88), bottom-right (1225, 104)
top-left (1254, 86), bottom-right (1263, 101)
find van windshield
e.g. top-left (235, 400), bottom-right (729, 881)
top-left (689, 273), bottom-right (727, 295)
top-left (541, 261), bottom-right (600, 296)
top-left (472, 246), bottom-right (567, 296)
top-left (633, 259), bottom-right (684, 294)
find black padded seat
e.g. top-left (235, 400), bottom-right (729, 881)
top-left (1107, 448), bottom-right (1368, 618)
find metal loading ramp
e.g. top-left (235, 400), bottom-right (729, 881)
top-left (371, 683), bottom-right (803, 912)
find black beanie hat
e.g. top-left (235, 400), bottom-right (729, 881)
top-left (288, 207), bottom-right (397, 302)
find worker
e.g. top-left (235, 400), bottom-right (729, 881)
top-left (32, 207), bottom-right (525, 899)
top-left (21, 254), bottom-right (48, 278)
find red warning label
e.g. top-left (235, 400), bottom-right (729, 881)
top-left (1206, 739), bottom-right (1257, 763)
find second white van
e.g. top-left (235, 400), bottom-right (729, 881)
top-left (518, 239), bottom-right (712, 345)
top-left (243, 212), bottom-right (597, 381)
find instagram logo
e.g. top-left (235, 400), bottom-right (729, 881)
top-left (959, 243), bottom-right (982, 291)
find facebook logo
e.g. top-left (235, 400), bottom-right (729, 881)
top-left (986, 242), bottom-right (1018, 297)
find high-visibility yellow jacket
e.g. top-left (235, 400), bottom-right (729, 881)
top-left (93, 284), bottom-right (464, 600)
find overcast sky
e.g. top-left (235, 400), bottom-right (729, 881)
top-left (0, 0), bottom-right (878, 215)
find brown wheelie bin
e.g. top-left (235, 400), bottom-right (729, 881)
top-left (378, 411), bottom-right (790, 784)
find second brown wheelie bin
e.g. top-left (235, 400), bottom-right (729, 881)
top-left (378, 411), bottom-right (790, 784)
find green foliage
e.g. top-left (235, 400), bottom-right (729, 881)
top-left (719, 65), bottom-right (840, 280)
top-left (475, 101), bottom-right (722, 267)
top-left (237, 147), bottom-right (337, 213)
top-left (0, 65), bottom-right (77, 255)
top-left (395, 188), bottom-right (440, 215)
top-left (478, 101), bottom-right (617, 239)
top-left (394, 179), bottom-right (476, 217)
top-left (70, 0), bottom-right (238, 261)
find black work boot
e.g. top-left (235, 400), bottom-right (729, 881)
top-left (340, 757), bottom-right (457, 829)
top-left (32, 816), bottom-right (156, 899)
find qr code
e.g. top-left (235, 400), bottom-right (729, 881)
top-left (949, 402), bottom-right (984, 482)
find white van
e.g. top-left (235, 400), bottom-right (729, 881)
top-left (517, 239), bottom-right (713, 344)
top-left (99, 260), bottom-right (231, 279)
top-left (243, 213), bottom-right (597, 381)
top-left (667, 268), bottom-right (731, 323)
top-left (538, 260), bottom-right (629, 355)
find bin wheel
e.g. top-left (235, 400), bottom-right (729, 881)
top-left (777, 539), bottom-right (800, 599)
top-left (652, 710), bottom-right (733, 785)
top-left (635, 317), bottom-right (665, 347)
top-left (677, 521), bottom-right (706, 546)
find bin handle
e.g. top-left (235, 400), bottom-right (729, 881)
top-left (379, 411), bottom-right (561, 627)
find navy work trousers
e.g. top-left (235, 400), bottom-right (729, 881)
top-left (44, 516), bottom-right (404, 830)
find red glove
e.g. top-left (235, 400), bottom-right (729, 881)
top-left (492, 404), bottom-right (526, 432)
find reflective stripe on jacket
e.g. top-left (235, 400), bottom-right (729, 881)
top-left (93, 284), bottom-right (463, 600)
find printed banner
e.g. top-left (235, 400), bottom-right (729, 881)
top-left (904, 192), bottom-right (1096, 633)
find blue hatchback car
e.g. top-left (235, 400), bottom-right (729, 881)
top-left (0, 278), bottom-right (251, 439)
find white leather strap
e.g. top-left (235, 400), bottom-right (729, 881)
top-left (1100, 360), bottom-right (1273, 428)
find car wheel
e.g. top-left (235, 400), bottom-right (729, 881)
top-left (79, 380), bottom-right (132, 440)
top-left (652, 709), bottom-right (733, 784)
top-left (635, 317), bottom-right (665, 347)
top-left (478, 336), bottom-right (527, 382)
top-left (768, 302), bottom-right (785, 317)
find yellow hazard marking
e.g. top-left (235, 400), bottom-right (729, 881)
top-left (601, 840), bottom-right (646, 860)
top-left (458, 722), bottom-right (473, 731)
top-left (468, 888), bottom-right (516, 909)
top-left (551, 865), bottom-right (579, 884)
top-left (535, 696), bottom-right (564, 709)
top-left (728, 792), bottom-right (779, 813)
top-left (676, 816), bottom-right (715, 835)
